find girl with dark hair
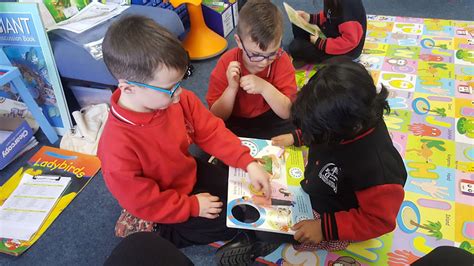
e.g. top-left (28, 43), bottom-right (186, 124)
top-left (271, 58), bottom-right (407, 250)
top-left (289, 0), bottom-right (367, 66)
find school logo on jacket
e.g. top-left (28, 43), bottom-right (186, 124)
top-left (319, 163), bottom-right (339, 193)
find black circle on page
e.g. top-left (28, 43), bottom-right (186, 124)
top-left (231, 203), bottom-right (261, 224)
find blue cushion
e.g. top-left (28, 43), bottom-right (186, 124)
top-left (49, 6), bottom-right (185, 86)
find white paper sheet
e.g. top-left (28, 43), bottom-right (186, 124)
top-left (0, 173), bottom-right (70, 241)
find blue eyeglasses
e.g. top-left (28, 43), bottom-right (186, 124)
top-left (126, 64), bottom-right (194, 98)
top-left (126, 81), bottom-right (181, 98)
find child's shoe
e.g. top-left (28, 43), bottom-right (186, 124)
top-left (215, 231), bottom-right (280, 266)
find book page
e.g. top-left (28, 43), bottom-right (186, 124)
top-left (227, 138), bottom-right (314, 235)
top-left (0, 174), bottom-right (70, 241)
top-left (283, 2), bottom-right (326, 39)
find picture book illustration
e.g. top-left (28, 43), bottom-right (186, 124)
top-left (283, 2), bottom-right (326, 40)
top-left (219, 15), bottom-right (474, 265)
top-left (0, 146), bottom-right (101, 256)
top-left (227, 138), bottom-right (313, 235)
top-left (41, 0), bottom-right (90, 23)
top-left (0, 2), bottom-right (73, 135)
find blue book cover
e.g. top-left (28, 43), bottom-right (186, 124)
top-left (0, 2), bottom-right (72, 135)
top-left (0, 120), bottom-right (33, 170)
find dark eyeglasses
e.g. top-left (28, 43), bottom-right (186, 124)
top-left (239, 36), bottom-right (283, 62)
top-left (126, 64), bottom-right (193, 98)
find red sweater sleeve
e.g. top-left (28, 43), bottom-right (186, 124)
top-left (321, 184), bottom-right (404, 241)
top-left (314, 21), bottom-right (364, 55)
top-left (183, 91), bottom-right (254, 169)
top-left (100, 148), bottom-right (200, 223)
top-left (272, 53), bottom-right (297, 102)
top-left (206, 57), bottom-right (228, 108)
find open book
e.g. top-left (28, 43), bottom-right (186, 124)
top-left (283, 2), bottom-right (326, 40)
top-left (19, 1), bottom-right (129, 34)
top-left (227, 138), bottom-right (314, 235)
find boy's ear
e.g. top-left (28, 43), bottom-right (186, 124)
top-left (234, 34), bottom-right (243, 49)
top-left (117, 79), bottom-right (135, 94)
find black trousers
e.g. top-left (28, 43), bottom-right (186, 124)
top-left (104, 232), bottom-right (194, 266)
top-left (158, 159), bottom-right (237, 248)
top-left (411, 246), bottom-right (473, 266)
top-left (226, 109), bottom-right (296, 140)
top-left (105, 234), bottom-right (473, 266)
top-left (289, 25), bottom-right (360, 64)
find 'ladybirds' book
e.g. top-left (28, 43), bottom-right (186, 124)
top-left (0, 146), bottom-right (101, 256)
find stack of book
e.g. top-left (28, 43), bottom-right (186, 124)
top-left (0, 114), bottom-right (39, 171)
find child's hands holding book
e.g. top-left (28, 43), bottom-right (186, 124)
top-left (296, 10), bottom-right (310, 23)
top-left (292, 219), bottom-right (323, 244)
top-left (226, 61), bottom-right (241, 89)
top-left (271, 133), bottom-right (295, 147)
top-left (246, 161), bottom-right (271, 198)
top-left (196, 193), bottom-right (223, 219)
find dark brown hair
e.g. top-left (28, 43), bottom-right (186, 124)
top-left (102, 15), bottom-right (188, 83)
top-left (236, 0), bottom-right (283, 51)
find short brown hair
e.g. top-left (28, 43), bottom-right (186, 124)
top-left (102, 15), bottom-right (188, 83)
top-left (237, 0), bottom-right (283, 51)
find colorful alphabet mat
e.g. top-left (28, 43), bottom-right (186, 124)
top-left (258, 15), bottom-right (474, 265)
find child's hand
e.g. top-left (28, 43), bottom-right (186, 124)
top-left (195, 193), bottom-right (223, 219)
top-left (271, 134), bottom-right (294, 147)
top-left (226, 61), bottom-right (241, 89)
top-left (292, 219), bottom-right (323, 244)
top-left (310, 35), bottom-right (319, 44)
top-left (296, 10), bottom-right (310, 23)
top-left (240, 75), bottom-right (269, 95)
top-left (246, 161), bottom-right (271, 198)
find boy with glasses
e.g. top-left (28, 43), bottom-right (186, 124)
top-left (97, 15), bottom-right (271, 248)
top-left (206, 0), bottom-right (297, 140)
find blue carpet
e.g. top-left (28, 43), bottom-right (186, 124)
top-left (0, 0), bottom-right (473, 265)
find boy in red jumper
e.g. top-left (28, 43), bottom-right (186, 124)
top-left (97, 15), bottom-right (271, 248)
top-left (289, 0), bottom-right (367, 65)
top-left (206, 0), bottom-right (297, 139)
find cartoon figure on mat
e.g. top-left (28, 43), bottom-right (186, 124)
top-left (257, 154), bottom-right (282, 180)
top-left (387, 58), bottom-right (408, 66)
top-left (408, 123), bottom-right (441, 137)
top-left (407, 139), bottom-right (446, 162)
top-left (457, 117), bottom-right (474, 139)
top-left (411, 180), bottom-right (449, 199)
top-left (460, 179), bottom-right (474, 196)
top-left (388, 250), bottom-right (420, 266)
top-left (242, 195), bottom-right (294, 208)
top-left (456, 49), bottom-right (474, 64)
top-left (412, 97), bottom-right (447, 117)
top-left (418, 63), bottom-right (447, 77)
top-left (328, 256), bottom-right (362, 266)
top-left (413, 220), bottom-right (444, 240)
top-left (275, 244), bottom-right (320, 265)
top-left (420, 54), bottom-right (443, 62)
